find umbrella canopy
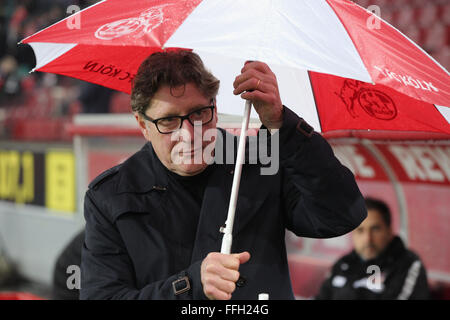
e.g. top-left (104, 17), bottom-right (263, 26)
top-left (21, 0), bottom-right (450, 135)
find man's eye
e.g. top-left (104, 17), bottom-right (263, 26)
top-left (158, 118), bottom-right (178, 126)
top-left (192, 109), bottom-right (209, 119)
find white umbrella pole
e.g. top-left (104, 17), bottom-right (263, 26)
top-left (220, 100), bottom-right (252, 254)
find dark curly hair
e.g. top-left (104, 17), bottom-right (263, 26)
top-left (365, 197), bottom-right (392, 227)
top-left (131, 50), bottom-right (220, 114)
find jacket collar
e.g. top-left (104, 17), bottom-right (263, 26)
top-left (352, 235), bottom-right (406, 267)
top-left (373, 235), bottom-right (406, 266)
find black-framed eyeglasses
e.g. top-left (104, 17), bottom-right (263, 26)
top-left (140, 100), bottom-right (215, 134)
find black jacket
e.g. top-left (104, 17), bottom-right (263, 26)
top-left (316, 236), bottom-right (430, 300)
top-left (80, 106), bottom-right (366, 300)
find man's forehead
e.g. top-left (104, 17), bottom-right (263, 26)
top-left (147, 84), bottom-right (211, 115)
top-left (148, 98), bottom-right (212, 118)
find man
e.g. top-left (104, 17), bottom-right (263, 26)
top-left (80, 50), bottom-right (366, 300)
top-left (316, 197), bottom-right (430, 300)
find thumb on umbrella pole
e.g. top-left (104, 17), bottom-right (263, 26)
top-left (220, 99), bottom-right (252, 254)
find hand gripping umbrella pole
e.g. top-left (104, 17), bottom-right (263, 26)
top-left (219, 100), bottom-right (270, 301)
top-left (220, 100), bottom-right (252, 255)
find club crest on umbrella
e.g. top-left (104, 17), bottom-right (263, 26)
top-left (95, 5), bottom-right (169, 40)
top-left (336, 79), bottom-right (397, 120)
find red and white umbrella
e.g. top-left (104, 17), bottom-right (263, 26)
top-left (21, 0), bottom-right (449, 134)
top-left (21, 0), bottom-right (450, 255)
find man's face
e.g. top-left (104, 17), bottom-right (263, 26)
top-left (135, 83), bottom-right (218, 176)
top-left (352, 209), bottom-right (393, 261)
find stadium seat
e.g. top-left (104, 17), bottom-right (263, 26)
top-left (390, 0), bottom-right (410, 11)
top-left (396, 8), bottom-right (416, 29)
top-left (419, 6), bottom-right (439, 28)
top-left (423, 23), bottom-right (447, 53)
top-left (439, 3), bottom-right (450, 25)
top-left (355, 0), bottom-right (371, 9)
top-left (412, 0), bottom-right (428, 7)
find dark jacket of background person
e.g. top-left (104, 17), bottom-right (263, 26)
top-left (316, 236), bottom-right (430, 300)
top-left (80, 107), bottom-right (367, 300)
top-left (52, 230), bottom-right (84, 300)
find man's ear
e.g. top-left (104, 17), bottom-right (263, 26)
top-left (134, 112), bottom-right (151, 141)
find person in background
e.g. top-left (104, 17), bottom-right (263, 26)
top-left (316, 197), bottom-right (430, 300)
